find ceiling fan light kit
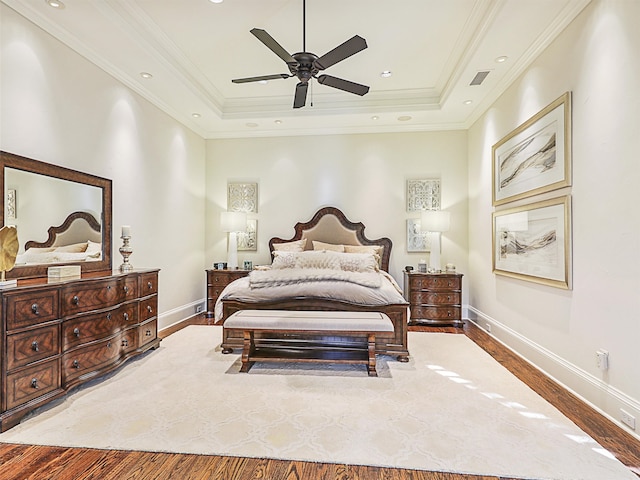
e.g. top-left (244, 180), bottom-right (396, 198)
top-left (231, 0), bottom-right (369, 109)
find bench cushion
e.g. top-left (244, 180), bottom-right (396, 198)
top-left (225, 310), bottom-right (394, 333)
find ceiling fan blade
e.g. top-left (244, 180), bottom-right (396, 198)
top-left (232, 73), bottom-right (291, 84)
top-left (293, 82), bottom-right (308, 109)
top-left (314, 35), bottom-right (367, 70)
top-left (250, 28), bottom-right (296, 64)
top-left (317, 75), bottom-right (369, 96)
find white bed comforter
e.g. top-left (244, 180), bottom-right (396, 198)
top-left (214, 269), bottom-right (407, 321)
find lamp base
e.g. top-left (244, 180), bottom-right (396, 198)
top-left (227, 231), bottom-right (239, 270)
top-left (429, 232), bottom-right (442, 272)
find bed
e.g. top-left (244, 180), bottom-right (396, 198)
top-left (15, 211), bottom-right (102, 265)
top-left (217, 206), bottom-right (410, 362)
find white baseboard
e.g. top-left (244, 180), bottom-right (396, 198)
top-left (158, 299), bottom-right (205, 332)
top-left (467, 305), bottom-right (640, 442)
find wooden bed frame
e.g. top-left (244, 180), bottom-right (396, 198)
top-left (24, 210), bottom-right (101, 250)
top-left (220, 207), bottom-right (410, 362)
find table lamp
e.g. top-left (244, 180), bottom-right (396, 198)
top-left (421, 210), bottom-right (450, 272)
top-left (220, 211), bottom-right (247, 270)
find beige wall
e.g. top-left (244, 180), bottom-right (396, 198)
top-left (0, 4), bottom-right (207, 328)
top-left (205, 131), bottom-right (469, 292)
top-left (467, 0), bottom-right (640, 434)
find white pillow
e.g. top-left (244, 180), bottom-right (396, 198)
top-left (272, 238), bottom-right (307, 252)
top-left (312, 241), bottom-right (345, 252)
top-left (85, 240), bottom-right (102, 258)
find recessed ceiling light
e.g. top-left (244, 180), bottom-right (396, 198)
top-left (246, 122), bottom-right (258, 128)
top-left (463, 100), bottom-right (473, 105)
top-left (209, 0), bottom-right (224, 3)
top-left (192, 113), bottom-right (201, 118)
top-left (140, 72), bottom-right (153, 79)
top-left (371, 115), bottom-right (379, 121)
top-left (274, 120), bottom-right (282, 124)
top-left (495, 56), bottom-right (508, 63)
top-left (380, 71), bottom-right (392, 78)
top-left (258, 80), bottom-right (268, 85)
top-left (397, 115), bottom-right (412, 122)
top-left (45, 0), bottom-right (65, 8)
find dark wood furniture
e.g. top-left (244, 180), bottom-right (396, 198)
top-left (205, 269), bottom-right (249, 319)
top-left (1, 150), bottom-right (113, 279)
top-left (225, 310), bottom-right (394, 376)
top-left (25, 211), bottom-right (101, 250)
top-left (404, 271), bottom-right (463, 327)
top-left (0, 269), bottom-right (160, 432)
top-left (221, 207), bottom-right (409, 362)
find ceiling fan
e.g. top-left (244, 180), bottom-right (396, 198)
top-left (231, 0), bottom-right (370, 109)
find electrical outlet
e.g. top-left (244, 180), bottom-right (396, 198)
top-left (485, 323), bottom-right (491, 333)
top-left (596, 349), bottom-right (609, 371)
top-left (621, 409), bottom-right (636, 430)
top-left (195, 304), bottom-right (203, 314)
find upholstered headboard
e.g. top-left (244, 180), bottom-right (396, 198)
top-left (269, 207), bottom-right (392, 272)
top-left (25, 211), bottom-right (101, 250)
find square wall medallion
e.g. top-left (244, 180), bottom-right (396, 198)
top-left (407, 179), bottom-right (440, 212)
top-left (228, 183), bottom-right (258, 213)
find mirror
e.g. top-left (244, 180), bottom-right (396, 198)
top-left (1, 151), bottom-right (112, 279)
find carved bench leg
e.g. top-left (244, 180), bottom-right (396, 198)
top-left (367, 333), bottom-right (377, 377)
top-left (239, 330), bottom-right (255, 373)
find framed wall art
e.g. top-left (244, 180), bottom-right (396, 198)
top-left (492, 195), bottom-right (572, 289)
top-left (407, 218), bottom-right (432, 253)
top-left (228, 182), bottom-right (258, 213)
top-left (407, 179), bottom-right (440, 212)
top-left (237, 219), bottom-right (257, 251)
top-left (492, 92), bottom-right (571, 206)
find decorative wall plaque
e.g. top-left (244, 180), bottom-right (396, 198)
top-left (407, 179), bottom-right (440, 212)
top-left (228, 183), bottom-right (258, 213)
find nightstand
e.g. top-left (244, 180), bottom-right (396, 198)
top-left (403, 271), bottom-right (463, 327)
top-left (205, 269), bottom-right (250, 319)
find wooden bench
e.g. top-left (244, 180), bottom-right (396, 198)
top-left (223, 310), bottom-right (395, 376)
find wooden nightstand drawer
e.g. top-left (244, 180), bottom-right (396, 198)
top-left (206, 269), bottom-right (250, 318)
top-left (7, 325), bottom-right (60, 371)
top-left (6, 290), bottom-right (59, 330)
top-left (410, 275), bottom-right (461, 291)
top-left (6, 359), bottom-right (60, 410)
top-left (411, 305), bottom-right (461, 321)
top-left (410, 291), bottom-right (461, 306)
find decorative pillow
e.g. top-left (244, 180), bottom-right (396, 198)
top-left (295, 251), bottom-right (341, 270)
top-left (344, 244), bottom-right (383, 256)
top-left (272, 238), bottom-right (307, 252)
top-left (312, 241), bottom-right (345, 252)
top-left (24, 246), bottom-right (56, 255)
top-left (271, 251), bottom-right (299, 269)
top-left (334, 252), bottom-right (379, 272)
top-left (54, 242), bottom-right (88, 253)
top-left (85, 240), bottom-right (102, 258)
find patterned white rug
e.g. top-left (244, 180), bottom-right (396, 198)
top-left (1, 326), bottom-right (635, 480)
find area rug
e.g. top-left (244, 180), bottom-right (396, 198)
top-left (0, 326), bottom-right (635, 480)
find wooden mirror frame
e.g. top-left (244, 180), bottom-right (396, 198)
top-left (0, 151), bottom-right (112, 279)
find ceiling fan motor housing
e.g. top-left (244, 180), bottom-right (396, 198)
top-left (289, 52), bottom-right (319, 82)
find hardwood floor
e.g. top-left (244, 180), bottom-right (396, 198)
top-left (1, 316), bottom-right (638, 480)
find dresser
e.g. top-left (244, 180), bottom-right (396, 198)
top-left (205, 269), bottom-right (249, 319)
top-left (0, 269), bottom-right (160, 432)
top-left (403, 272), bottom-right (463, 327)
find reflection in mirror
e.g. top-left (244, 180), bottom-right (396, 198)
top-left (1, 151), bottom-right (112, 279)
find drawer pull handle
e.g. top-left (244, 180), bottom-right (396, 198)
top-left (447, 296), bottom-right (451, 301)
top-left (73, 360), bottom-right (80, 369)
top-left (31, 303), bottom-right (40, 315)
top-left (147, 305), bottom-right (153, 313)
top-left (72, 295), bottom-right (79, 305)
top-left (107, 341), bottom-right (112, 348)
top-left (122, 339), bottom-right (129, 347)
top-left (448, 311), bottom-right (452, 316)
top-left (73, 328), bottom-right (80, 337)
top-left (145, 329), bottom-right (152, 337)
top-left (124, 312), bottom-right (129, 321)
top-left (31, 378), bottom-right (39, 389)
top-left (107, 285), bottom-right (112, 291)
top-left (148, 281), bottom-right (153, 290)
top-left (107, 313), bottom-right (112, 321)
top-left (31, 341), bottom-right (39, 352)
top-left (124, 285), bottom-right (129, 293)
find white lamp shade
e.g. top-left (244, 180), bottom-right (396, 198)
top-left (421, 210), bottom-right (450, 232)
top-left (220, 211), bottom-right (247, 232)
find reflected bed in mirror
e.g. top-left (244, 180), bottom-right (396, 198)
top-left (1, 151), bottom-right (112, 279)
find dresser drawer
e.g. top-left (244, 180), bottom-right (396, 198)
top-left (62, 336), bottom-right (123, 382)
top-left (6, 325), bottom-right (60, 371)
top-left (140, 272), bottom-right (158, 296)
top-left (6, 359), bottom-right (60, 410)
top-left (411, 305), bottom-right (461, 321)
top-left (139, 296), bottom-right (158, 322)
top-left (410, 275), bottom-right (461, 291)
top-left (410, 291), bottom-right (461, 306)
top-left (62, 303), bottom-right (137, 350)
top-left (61, 278), bottom-right (129, 316)
top-left (138, 319), bottom-right (157, 348)
top-left (5, 290), bottom-right (59, 330)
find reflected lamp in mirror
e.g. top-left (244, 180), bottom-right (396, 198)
top-left (421, 210), bottom-right (450, 272)
top-left (220, 211), bottom-right (247, 270)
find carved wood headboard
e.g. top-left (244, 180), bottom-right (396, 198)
top-left (25, 211), bottom-right (101, 250)
top-left (268, 207), bottom-right (392, 272)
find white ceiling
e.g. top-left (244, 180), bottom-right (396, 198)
top-left (3, 0), bottom-right (590, 139)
